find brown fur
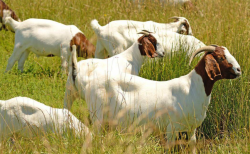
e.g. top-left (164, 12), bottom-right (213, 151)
top-left (195, 47), bottom-right (238, 96)
top-left (182, 20), bottom-right (190, 35)
top-left (172, 18), bottom-right (189, 35)
top-left (70, 32), bottom-right (95, 59)
top-left (0, 0), bottom-right (19, 31)
top-left (138, 34), bottom-right (158, 58)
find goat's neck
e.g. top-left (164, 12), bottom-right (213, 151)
top-left (118, 43), bottom-right (144, 73)
top-left (194, 57), bottom-right (221, 96)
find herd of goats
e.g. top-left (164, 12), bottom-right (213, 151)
top-left (0, 0), bottom-right (242, 153)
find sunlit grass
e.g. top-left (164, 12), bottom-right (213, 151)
top-left (0, 0), bottom-right (249, 153)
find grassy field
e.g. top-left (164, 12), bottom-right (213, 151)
top-left (0, 0), bottom-right (250, 153)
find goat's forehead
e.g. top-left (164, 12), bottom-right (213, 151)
top-left (222, 47), bottom-right (240, 67)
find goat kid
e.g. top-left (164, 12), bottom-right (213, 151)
top-left (64, 32), bottom-right (165, 110)
top-left (3, 9), bottom-right (95, 73)
top-left (70, 45), bottom-right (241, 153)
top-left (91, 17), bottom-right (192, 58)
top-left (0, 97), bottom-right (91, 143)
top-left (0, 0), bottom-right (20, 31)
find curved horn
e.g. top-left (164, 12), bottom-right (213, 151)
top-left (170, 16), bottom-right (180, 21)
top-left (142, 29), bottom-right (153, 33)
top-left (137, 31), bottom-right (150, 36)
top-left (189, 46), bottom-right (216, 65)
top-left (209, 44), bottom-right (219, 47)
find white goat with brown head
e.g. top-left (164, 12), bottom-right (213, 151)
top-left (91, 17), bottom-right (192, 58)
top-left (68, 45), bottom-right (241, 153)
top-left (3, 9), bottom-right (95, 73)
top-left (0, 0), bottom-right (20, 32)
top-left (64, 31), bottom-right (165, 110)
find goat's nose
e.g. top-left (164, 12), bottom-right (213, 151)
top-left (237, 68), bottom-right (241, 72)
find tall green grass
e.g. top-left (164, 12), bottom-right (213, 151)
top-left (0, 0), bottom-right (249, 153)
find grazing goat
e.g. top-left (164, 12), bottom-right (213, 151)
top-left (64, 32), bottom-right (165, 110)
top-left (2, 10), bottom-right (95, 73)
top-left (156, 31), bottom-right (205, 56)
top-left (69, 45), bottom-right (241, 153)
top-left (0, 0), bottom-right (20, 31)
top-left (91, 17), bottom-right (193, 58)
top-left (0, 97), bottom-right (91, 142)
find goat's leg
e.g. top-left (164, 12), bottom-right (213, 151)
top-left (18, 51), bottom-right (30, 72)
top-left (94, 41), bottom-right (107, 58)
top-left (64, 82), bottom-right (78, 110)
top-left (60, 47), bottom-right (69, 73)
top-left (166, 125), bottom-right (177, 152)
top-left (187, 129), bottom-right (196, 154)
top-left (85, 85), bottom-right (104, 133)
top-left (5, 44), bottom-right (27, 72)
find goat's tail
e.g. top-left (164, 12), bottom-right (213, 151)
top-left (90, 19), bottom-right (102, 35)
top-left (3, 9), bottom-right (20, 32)
top-left (70, 45), bottom-right (78, 82)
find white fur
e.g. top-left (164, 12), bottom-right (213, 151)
top-left (157, 31), bottom-right (205, 56)
top-left (0, 97), bottom-right (91, 142)
top-left (67, 46), bottom-right (240, 153)
top-left (64, 36), bottom-right (165, 110)
top-left (2, 9), bottom-right (85, 73)
top-left (91, 17), bottom-right (194, 58)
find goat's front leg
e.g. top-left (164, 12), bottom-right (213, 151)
top-left (60, 47), bottom-right (69, 74)
top-left (166, 125), bottom-right (177, 152)
top-left (6, 44), bottom-right (27, 72)
top-left (94, 41), bottom-right (107, 59)
top-left (187, 129), bottom-right (196, 154)
top-left (63, 82), bottom-right (78, 110)
top-left (18, 51), bottom-right (30, 72)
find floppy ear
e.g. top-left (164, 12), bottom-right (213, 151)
top-left (138, 36), bottom-right (158, 58)
top-left (205, 54), bottom-right (222, 80)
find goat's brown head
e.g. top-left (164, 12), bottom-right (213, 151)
top-left (70, 32), bottom-right (95, 59)
top-left (0, 1), bottom-right (20, 25)
top-left (190, 45), bottom-right (241, 81)
top-left (137, 30), bottom-right (165, 58)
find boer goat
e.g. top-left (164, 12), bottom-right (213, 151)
top-left (67, 45), bottom-right (241, 153)
top-left (3, 9), bottom-right (95, 73)
top-left (0, 97), bottom-right (91, 142)
top-left (64, 32), bottom-right (165, 110)
top-left (91, 17), bottom-right (193, 58)
top-left (0, 0), bottom-right (20, 31)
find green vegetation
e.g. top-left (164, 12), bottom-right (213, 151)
top-left (0, 0), bottom-right (249, 153)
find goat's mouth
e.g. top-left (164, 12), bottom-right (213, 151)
top-left (158, 54), bottom-right (164, 58)
top-left (230, 72), bottom-right (241, 79)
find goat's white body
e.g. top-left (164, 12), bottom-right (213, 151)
top-left (158, 31), bottom-right (205, 56)
top-left (3, 16), bottom-right (83, 72)
top-left (64, 42), bottom-right (152, 109)
top-left (0, 97), bottom-right (91, 142)
top-left (86, 70), bottom-right (209, 132)
top-left (91, 19), bottom-right (194, 58)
